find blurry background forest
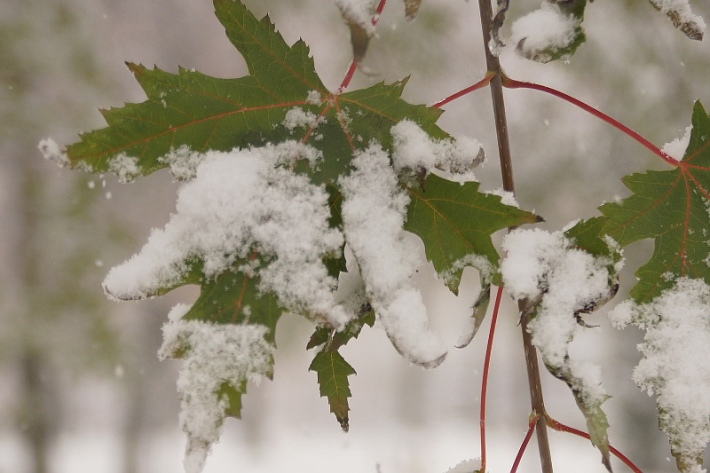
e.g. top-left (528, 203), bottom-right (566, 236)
top-left (1, 0), bottom-right (709, 472)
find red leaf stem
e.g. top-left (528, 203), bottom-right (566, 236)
top-left (337, 0), bottom-right (388, 93)
top-left (501, 75), bottom-right (679, 168)
top-left (431, 72), bottom-right (496, 108)
top-left (480, 285), bottom-right (504, 472)
top-left (510, 413), bottom-right (540, 473)
top-left (547, 417), bottom-right (643, 473)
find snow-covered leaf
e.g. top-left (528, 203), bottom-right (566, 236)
top-left (610, 278), bottom-right (710, 473)
top-left (501, 226), bottom-right (621, 471)
top-left (509, 0), bottom-right (588, 63)
top-left (340, 145), bottom-right (449, 368)
top-left (648, 0), bottom-right (706, 40)
top-left (158, 318), bottom-right (275, 473)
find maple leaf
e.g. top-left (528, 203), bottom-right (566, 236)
top-left (308, 311), bottom-right (375, 431)
top-left (64, 0), bottom-right (445, 186)
top-left (405, 174), bottom-right (541, 293)
top-left (600, 101), bottom-right (710, 303)
top-left (404, 175), bottom-right (540, 346)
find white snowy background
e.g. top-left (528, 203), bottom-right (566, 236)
top-left (1, 0), bottom-right (709, 472)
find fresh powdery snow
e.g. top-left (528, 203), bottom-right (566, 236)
top-left (103, 141), bottom-right (353, 328)
top-left (159, 145), bottom-right (207, 181)
top-left (339, 144), bottom-right (447, 368)
top-left (610, 278), bottom-right (710, 471)
top-left (107, 153), bottom-right (142, 183)
top-left (158, 311), bottom-right (274, 473)
top-left (282, 107), bottom-right (323, 132)
top-left (501, 229), bottom-right (619, 406)
top-left (391, 120), bottom-right (484, 180)
top-left (509, 2), bottom-right (580, 62)
top-left (38, 138), bottom-right (70, 167)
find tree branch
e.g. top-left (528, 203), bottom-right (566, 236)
top-left (475, 1), bottom-right (554, 472)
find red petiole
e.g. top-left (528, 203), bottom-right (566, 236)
top-left (547, 417), bottom-right (644, 473)
top-left (510, 413), bottom-right (540, 473)
top-left (479, 285), bottom-right (505, 472)
top-left (501, 75), bottom-right (680, 167)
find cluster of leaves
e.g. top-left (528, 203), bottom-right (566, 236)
top-left (51, 0), bottom-right (710, 472)
top-left (497, 0), bottom-right (710, 471)
top-left (59, 0), bottom-right (537, 470)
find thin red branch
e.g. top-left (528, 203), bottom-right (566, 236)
top-left (501, 75), bottom-right (680, 168)
top-left (480, 286), bottom-right (504, 472)
top-left (547, 417), bottom-right (644, 473)
top-left (431, 72), bottom-right (496, 108)
top-left (337, 0), bottom-right (388, 93)
top-left (510, 413), bottom-right (540, 473)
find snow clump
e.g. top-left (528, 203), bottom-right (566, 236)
top-left (108, 153), bottom-right (142, 183)
top-left (38, 138), bottom-right (69, 167)
top-left (339, 144), bottom-right (447, 368)
top-left (509, 2), bottom-right (581, 62)
top-left (103, 141), bottom-right (352, 328)
top-left (391, 119), bottom-right (484, 181)
top-left (159, 317), bottom-right (274, 473)
top-left (610, 278), bottom-right (710, 472)
top-left (501, 228), bottom-right (619, 405)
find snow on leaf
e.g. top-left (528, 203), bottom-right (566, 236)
top-left (509, 0), bottom-right (587, 63)
top-left (158, 319), bottom-right (274, 473)
top-left (391, 119), bottom-right (484, 180)
top-left (501, 226), bottom-right (621, 471)
top-left (648, 0), bottom-right (706, 40)
top-left (405, 174), bottom-right (540, 294)
top-left (103, 144), bottom-right (352, 329)
top-left (609, 278), bottom-right (710, 473)
top-left (600, 101), bottom-right (710, 303)
top-left (340, 145), bottom-right (447, 368)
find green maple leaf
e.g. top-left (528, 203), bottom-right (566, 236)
top-left (182, 268), bottom-right (281, 340)
top-left (404, 175), bottom-right (540, 346)
top-left (405, 174), bottom-right (541, 293)
top-left (309, 351), bottom-right (357, 431)
top-left (600, 101), bottom-right (710, 302)
top-left (308, 311), bottom-right (374, 431)
top-left (64, 0), bottom-right (445, 186)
